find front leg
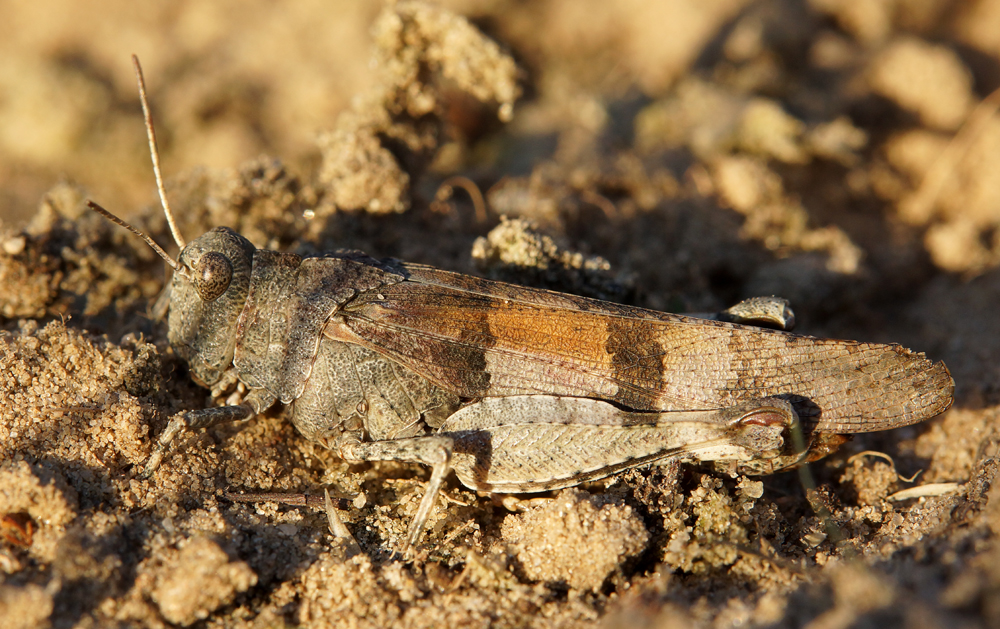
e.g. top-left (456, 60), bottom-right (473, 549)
top-left (142, 387), bottom-right (277, 477)
top-left (338, 435), bottom-right (455, 557)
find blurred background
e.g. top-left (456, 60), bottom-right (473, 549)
top-left (2, 0), bottom-right (999, 273)
top-left (0, 0), bottom-right (381, 225)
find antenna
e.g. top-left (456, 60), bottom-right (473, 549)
top-left (87, 201), bottom-right (188, 280)
top-left (132, 54), bottom-right (186, 249)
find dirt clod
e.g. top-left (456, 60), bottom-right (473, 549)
top-left (151, 537), bottom-right (257, 626)
top-left (501, 488), bottom-right (650, 592)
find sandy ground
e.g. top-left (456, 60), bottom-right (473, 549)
top-left (2, 1), bottom-right (1000, 627)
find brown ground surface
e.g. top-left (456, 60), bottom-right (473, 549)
top-left (2, 1), bottom-right (1000, 627)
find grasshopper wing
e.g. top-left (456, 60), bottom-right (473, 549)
top-left (325, 264), bottom-right (953, 434)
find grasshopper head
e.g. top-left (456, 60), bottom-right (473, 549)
top-left (87, 200), bottom-right (257, 388)
top-left (168, 227), bottom-right (256, 387)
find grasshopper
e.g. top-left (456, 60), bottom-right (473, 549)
top-left (89, 57), bottom-right (954, 555)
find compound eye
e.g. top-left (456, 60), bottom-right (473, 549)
top-left (192, 252), bottom-right (233, 302)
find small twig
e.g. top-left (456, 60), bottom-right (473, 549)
top-left (434, 176), bottom-right (488, 223)
top-left (580, 189), bottom-right (618, 220)
top-left (439, 491), bottom-right (471, 507)
top-left (888, 482), bottom-right (962, 501)
top-left (847, 450), bottom-right (922, 483)
top-left (222, 490), bottom-right (353, 511)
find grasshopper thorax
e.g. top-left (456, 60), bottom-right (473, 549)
top-left (168, 227), bottom-right (257, 387)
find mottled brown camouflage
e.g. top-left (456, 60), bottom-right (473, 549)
top-left (143, 225), bottom-right (953, 552)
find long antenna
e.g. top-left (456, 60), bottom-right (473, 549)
top-left (87, 200), bottom-right (188, 279)
top-left (132, 54), bottom-right (186, 249)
